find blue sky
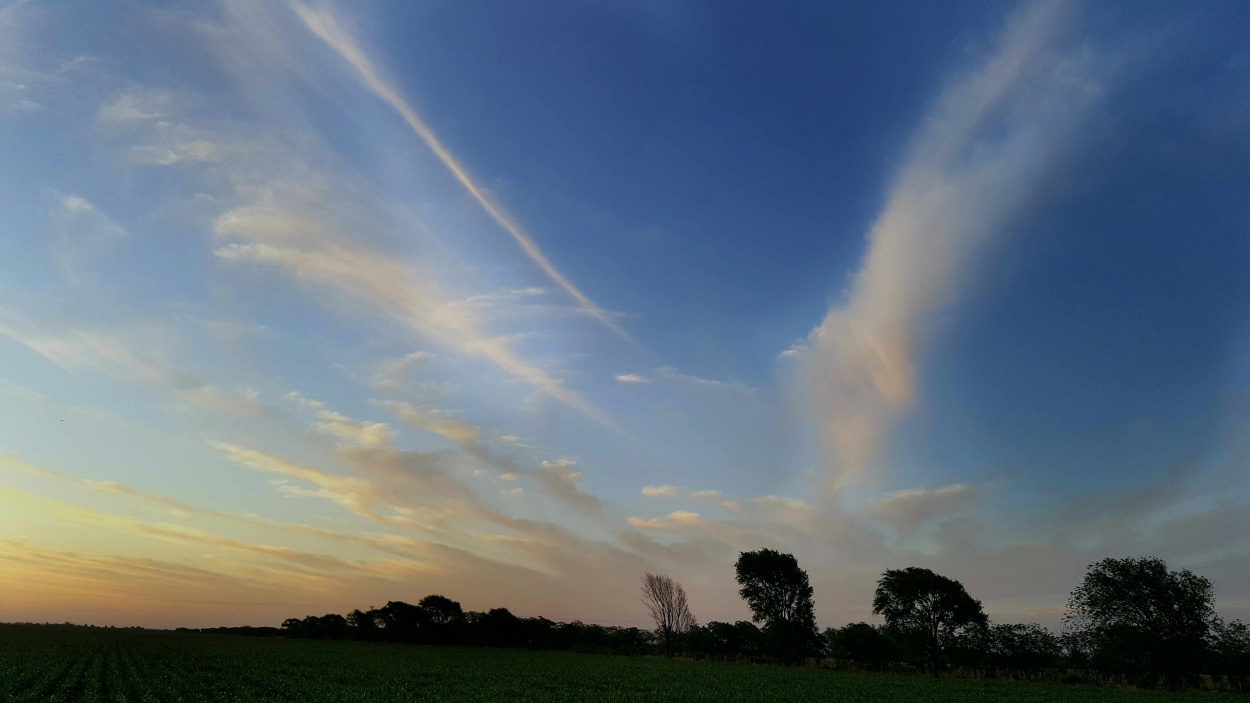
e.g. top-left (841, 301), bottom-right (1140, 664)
top-left (0, 0), bottom-right (1247, 629)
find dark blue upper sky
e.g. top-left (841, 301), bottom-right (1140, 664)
top-left (359, 1), bottom-right (1016, 365)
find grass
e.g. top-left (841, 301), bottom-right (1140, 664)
top-left (0, 625), bottom-right (1225, 702)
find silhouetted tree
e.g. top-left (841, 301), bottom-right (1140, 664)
top-left (985, 623), bottom-right (1060, 677)
top-left (413, 595), bottom-right (464, 644)
top-left (375, 600), bottom-right (426, 642)
top-left (418, 595), bottom-right (464, 625)
top-left (825, 622), bottom-right (899, 670)
top-left (1213, 619), bottom-right (1250, 693)
top-left (688, 620), bottom-right (764, 660)
top-left (281, 613), bottom-right (350, 640)
top-left (640, 573), bottom-right (697, 656)
top-left (872, 567), bottom-right (987, 674)
top-left (731, 620), bottom-right (765, 658)
top-left (943, 623), bottom-right (991, 671)
top-left (513, 616), bottom-right (551, 649)
top-left (1064, 556), bottom-right (1218, 687)
top-left (477, 607), bottom-right (522, 648)
top-left (316, 613), bottom-right (349, 639)
top-left (346, 608), bottom-right (380, 639)
top-left (734, 549), bottom-right (820, 661)
top-left (260, 599), bottom-right (673, 656)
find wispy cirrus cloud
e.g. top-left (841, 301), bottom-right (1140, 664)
top-left (379, 400), bottom-right (481, 450)
top-left (88, 45), bottom-right (617, 432)
top-left (212, 201), bottom-right (617, 430)
top-left (0, 310), bottom-right (263, 417)
top-left (289, 2), bottom-right (629, 341)
top-left (98, 88), bottom-right (231, 166)
top-left (791, 0), bottom-right (1113, 483)
top-left (98, 86), bottom-right (176, 123)
top-left (0, 2), bottom-right (65, 114)
top-left (614, 367), bottom-right (754, 396)
top-left (86, 2), bottom-right (624, 433)
top-left (0, 453), bottom-right (205, 519)
top-left (313, 410), bottom-right (394, 449)
top-left (214, 442), bottom-right (383, 521)
top-left (208, 436), bottom-right (637, 587)
top-left (379, 400), bottom-right (617, 513)
top-left (657, 366), bottom-right (756, 397)
top-left (46, 193), bottom-right (131, 285)
top-left (369, 351), bottom-right (433, 390)
top-left (282, 392), bottom-right (396, 450)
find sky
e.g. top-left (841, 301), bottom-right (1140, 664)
top-left (0, 0), bottom-right (1248, 631)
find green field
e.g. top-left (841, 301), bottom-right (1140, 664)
top-left (0, 625), bottom-right (1223, 702)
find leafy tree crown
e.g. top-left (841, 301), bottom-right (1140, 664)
top-left (1064, 556), bottom-right (1216, 639)
top-left (871, 566), bottom-right (987, 670)
top-left (734, 548), bottom-right (816, 629)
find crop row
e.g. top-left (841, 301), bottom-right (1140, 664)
top-left (0, 625), bottom-right (1228, 702)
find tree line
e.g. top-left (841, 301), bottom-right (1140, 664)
top-left (272, 595), bottom-right (654, 655)
top-left (689, 550), bottom-right (1248, 690)
top-left (251, 551), bottom-right (1249, 691)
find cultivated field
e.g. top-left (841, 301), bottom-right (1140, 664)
top-left (0, 625), bottom-right (1221, 702)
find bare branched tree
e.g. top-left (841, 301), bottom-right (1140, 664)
top-left (641, 572), bottom-right (697, 656)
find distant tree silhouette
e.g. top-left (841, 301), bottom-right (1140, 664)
top-left (734, 549), bottom-right (821, 661)
top-left (281, 613), bottom-right (349, 640)
top-left (1213, 619), bottom-right (1250, 693)
top-left (687, 620), bottom-right (763, 661)
top-left (346, 608), bottom-right (379, 639)
top-left (1064, 556), bottom-right (1218, 687)
top-left (872, 567), bottom-right (987, 674)
top-left (418, 595), bottom-right (464, 625)
top-left (375, 600), bottom-right (426, 642)
top-left (477, 607), bottom-right (522, 648)
top-left (730, 620), bottom-right (765, 658)
top-left (984, 623), bottom-right (1060, 677)
top-left (640, 573), bottom-right (697, 656)
top-left (825, 622), bottom-right (898, 670)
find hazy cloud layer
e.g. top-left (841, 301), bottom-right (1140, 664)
top-left (793, 1), bottom-right (1110, 484)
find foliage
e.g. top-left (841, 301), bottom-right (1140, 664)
top-left (984, 623), bottom-right (1061, 676)
top-left (1064, 556), bottom-right (1218, 687)
top-left (686, 621), bottom-right (764, 661)
top-left (474, 607), bottom-right (524, 648)
top-left (281, 613), bottom-right (349, 640)
top-left (825, 623), bottom-right (899, 670)
top-left (1213, 619), bottom-right (1250, 692)
top-left (734, 549), bottom-right (821, 661)
top-left (418, 594), bottom-right (465, 625)
top-left (872, 567), bottom-right (988, 674)
top-left (374, 600), bottom-right (427, 642)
